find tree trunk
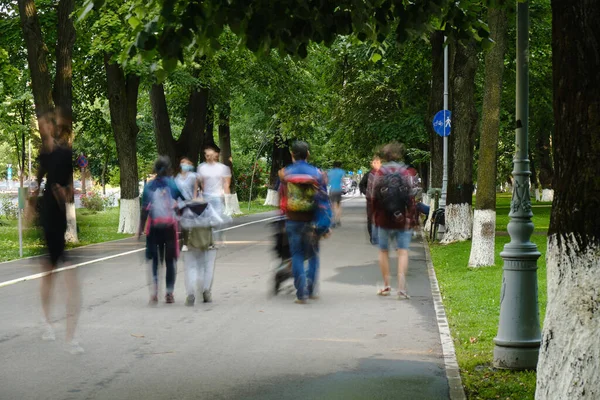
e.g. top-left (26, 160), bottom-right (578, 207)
top-left (269, 131), bottom-right (292, 188)
top-left (52, 0), bottom-right (75, 124)
top-left (105, 56), bottom-right (140, 234)
top-left (218, 104), bottom-right (234, 193)
top-left (428, 31), bottom-right (445, 190)
top-left (469, 6), bottom-right (508, 267)
top-left (536, 1), bottom-right (600, 399)
top-left (150, 83), bottom-right (177, 165)
top-left (177, 86), bottom-right (209, 165)
top-left (17, 0), bottom-right (53, 116)
top-left (203, 102), bottom-right (217, 153)
top-left (535, 128), bottom-right (554, 201)
top-left (441, 39), bottom-right (478, 244)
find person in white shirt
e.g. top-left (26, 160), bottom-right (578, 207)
top-left (197, 146), bottom-right (231, 243)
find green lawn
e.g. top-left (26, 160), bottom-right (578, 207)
top-left (236, 197), bottom-right (278, 217)
top-left (429, 195), bottom-right (551, 400)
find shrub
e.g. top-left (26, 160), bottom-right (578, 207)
top-left (0, 194), bottom-right (18, 219)
top-left (80, 190), bottom-right (107, 212)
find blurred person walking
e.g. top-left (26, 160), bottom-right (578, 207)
top-left (327, 161), bottom-right (345, 227)
top-left (35, 110), bottom-right (83, 354)
top-left (372, 143), bottom-right (418, 299)
top-left (138, 156), bottom-right (183, 304)
top-left (197, 146), bottom-right (231, 244)
top-left (279, 141), bottom-right (329, 304)
top-left (359, 153), bottom-right (382, 245)
top-left (175, 157), bottom-right (198, 251)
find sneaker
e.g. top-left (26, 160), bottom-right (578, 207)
top-left (42, 323), bottom-right (56, 341)
top-left (203, 291), bottom-right (212, 303)
top-left (377, 286), bottom-right (392, 296)
top-left (182, 245), bottom-right (189, 252)
top-left (294, 298), bottom-right (308, 305)
top-left (165, 293), bottom-right (175, 304)
top-left (308, 294), bottom-right (320, 300)
top-left (397, 290), bottom-right (410, 300)
top-left (185, 295), bottom-right (195, 307)
top-left (67, 340), bottom-right (85, 355)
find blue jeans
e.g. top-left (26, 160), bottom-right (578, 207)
top-left (377, 228), bottom-right (413, 251)
top-left (285, 220), bottom-right (319, 300)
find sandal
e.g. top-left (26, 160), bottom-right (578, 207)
top-left (377, 287), bottom-right (391, 296)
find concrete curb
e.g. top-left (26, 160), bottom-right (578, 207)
top-left (422, 238), bottom-right (467, 400)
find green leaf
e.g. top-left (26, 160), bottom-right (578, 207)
top-left (128, 16), bottom-right (141, 30)
top-left (78, 1), bottom-right (95, 22)
top-left (370, 53), bottom-right (382, 63)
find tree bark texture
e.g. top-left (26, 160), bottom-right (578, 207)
top-left (104, 58), bottom-right (140, 200)
top-left (150, 83), bottom-right (209, 167)
top-left (269, 131), bottom-right (292, 188)
top-left (428, 31), bottom-right (444, 189)
top-left (536, 1), bottom-right (600, 399)
top-left (17, 0), bottom-right (53, 116)
top-left (52, 0), bottom-right (75, 127)
top-left (219, 104), bottom-right (235, 193)
top-left (475, 7), bottom-right (508, 211)
top-left (448, 40), bottom-right (478, 206)
top-left (203, 103), bottom-right (217, 152)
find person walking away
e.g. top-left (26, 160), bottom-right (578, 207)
top-left (197, 146), bottom-right (231, 244)
top-left (359, 153), bottom-right (381, 245)
top-left (179, 201), bottom-right (225, 306)
top-left (327, 161), bottom-right (345, 227)
top-left (175, 157), bottom-right (198, 251)
top-left (35, 110), bottom-right (84, 354)
top-left (279, 141), bottom-right (327, 304)
top-left (138, 156), bottom-right (183, 304)
top-left (372, 143), bottom-right (418, 299)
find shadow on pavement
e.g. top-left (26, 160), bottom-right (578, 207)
top-left (229, 358), bottom-right (449, 400)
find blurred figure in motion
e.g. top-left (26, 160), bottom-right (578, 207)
top-left (359, 152), bottom-right (381, 245)
top-left (279, 141), bottom-right (328, 304)
top-left (372, 143), bottom-right (418, 300)
top-left (175, 156), bottom-right (199, 252)
top-left (197, 145), bottom-right (231, 245)
top-left (327, 161), bottom-right (345, 227)
top-left (35, 109), bottom-right (83, 354)
top-left (138, 156), bottom-right (183, 304)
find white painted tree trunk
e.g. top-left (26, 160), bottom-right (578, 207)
top-left (118, 198), bottom-right (140, 234)
top-left (468, 209), bottom-right (496, 267)
top-left (536, 234), bottom-right (600, 400)
top-left (541, 189), bottom-right (554, 202)
top-left (536, 188), bottom-right (542, 202)
top-left (263, 189), bottom-right (279, 207)
top-left (64, 203), bottom-right (78, 243)
top-left (225, 193), bottom-right (243, 216)
top-left (423, 198), bottom-right (436, 234)
top-left (441, 203), bottom-right (472, 244)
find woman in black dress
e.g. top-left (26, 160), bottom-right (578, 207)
top-left (36, 110), bottom-right (83, 354)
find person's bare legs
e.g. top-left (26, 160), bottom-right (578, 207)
top-left (64, 268), bottom-right (81, 343)
top-left (378, 250), bottom-right (390, 288)
top-left (397, 249), bottom-right (409, 293)
top-left (40, 260), bottom-right (54, 324)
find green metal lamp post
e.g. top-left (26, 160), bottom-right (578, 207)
top-left (493, 0), bottom-right (542, 370)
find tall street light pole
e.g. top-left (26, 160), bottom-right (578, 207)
top-left (493, 0), bottom-right (541, 370)
top-left (440, 36), bottom-right (449, 209)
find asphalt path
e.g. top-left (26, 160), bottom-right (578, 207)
top-left (0, 198), bottom-right (450, 400)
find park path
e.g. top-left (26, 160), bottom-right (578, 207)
top-left (0, 198), bottom-right (457, 400)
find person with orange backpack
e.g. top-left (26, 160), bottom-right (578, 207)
top-left (278, 141), bottom-right (330, 304)
top-left (137, 156), bottom-right (184, 304)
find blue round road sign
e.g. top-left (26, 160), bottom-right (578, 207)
top-left (77, 155), bottom-right (88, 169)
top-left (433, 110), bottom-right (452, 137)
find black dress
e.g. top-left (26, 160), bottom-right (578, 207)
top-left (38, 145), bottom-right (73, 265)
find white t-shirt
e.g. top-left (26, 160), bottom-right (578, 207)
top-left (175, 172), bottom-right (197, 201)
top-left (197, 162), bottom-right (231, 196)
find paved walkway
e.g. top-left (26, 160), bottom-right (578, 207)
top-left (0, 198), bottom-right (458, 400)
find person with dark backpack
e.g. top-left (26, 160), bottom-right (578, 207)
top-left (372, 143), bottom-right (418, 299)
top-left (137, 156), bottom-right (184, 304)
top-left (278, 141), bottom-right (329, 304)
